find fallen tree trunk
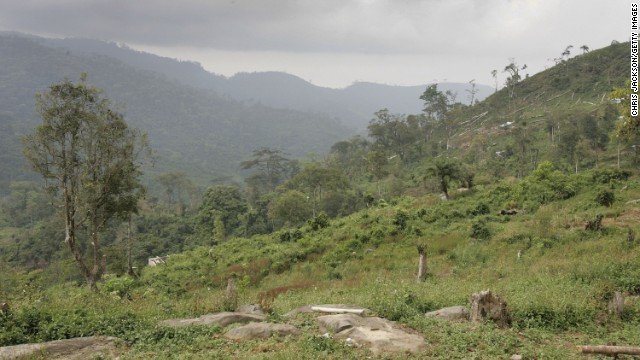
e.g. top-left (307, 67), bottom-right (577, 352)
top-left (310, 306), bottom-right (367, 315)
top-left (577, 345), bottom-right (640, 355)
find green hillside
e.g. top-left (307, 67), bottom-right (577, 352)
top-left (445, 41), bottom-right (629, 176)
top-left (0, 41), bottom-right (639, 359)
top-left (0, 34), bottom-right (354, 190)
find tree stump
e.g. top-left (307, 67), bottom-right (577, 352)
top-left (470, 289), bottom-right (510, 328)
top-left (417, 244), bottom-right (427, 282)
top-left (608, 291), bottom-right (624, 318)
top-left (225, 276), bottom-right (238, 311)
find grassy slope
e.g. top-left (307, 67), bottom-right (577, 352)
top-left (3, 169), bottom-right (640, 359)
top-left (1, 42), bottom-right (639, 359)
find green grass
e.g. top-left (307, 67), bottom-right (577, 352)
top-left (3, 168), bottom-right (640, 358)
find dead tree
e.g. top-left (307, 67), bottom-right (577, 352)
top-left (470, 289), bottom-right (510, 328)
top-left (417, 244), bottom-right (428, 282)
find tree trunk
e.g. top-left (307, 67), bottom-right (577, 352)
top-left (64, 185), bottom-right (94, 291)
top-left (578, 345), bottom-right (640, 355)
top-left (127, 217), bottom-right (135, 276)
top-left (88, 215), bottom-right (103, 291)
top-left (417, 244), bottom-right (427, 282)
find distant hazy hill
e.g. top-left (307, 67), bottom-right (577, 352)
top-left (0, 33), bottom-right (354, 189)
top-left (39, 36), bottom-right (493, 129)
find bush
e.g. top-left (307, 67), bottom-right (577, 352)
top-left (101, 275), bottom-right (136, 299)
top-left (609, 262), bottom-right (640, 295)
top-left (512, 303), bottom-right (593, 330)
top-left (0, 306), bottom-right (149, 346)
top-left (595, 189), bottom-right (615, 207)
top-left (515, 161), bottom-right (578, 210)
top-left (470, 220), bottom-right (491, 241)
top-left (279, 228), bottom-right (303, 242)
top-left (469, 202), bottom-right (491, 216)
top-left (592, 168), bottom-right (631, 185)
top-left (308, 212), bottom-right (330, 231)
top-left (393, 209), bottom-right (410, 231)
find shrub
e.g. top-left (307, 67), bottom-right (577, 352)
top-left (515, 161), bottom-right (578, 210)
top-left (308, 212), bottom-right (330, 231)
top-left (609, 262), bottom-right (640, 295)
top-left (512, 303), bottom-right (593, 330)
top-left (393, 209), bottom-right (410, 231)
top-left (101, 275), bottom-right (136, 299)
top-left (279, 228), bottom-right (303, 242)
top-left (470, 220), bottom-right (491, 241)
top-left (595, 189), bottom-right (615, 207)
top-left (592, 168), bottom-right (631, 185)
top-left (469, 202), bottom-right (491, 216)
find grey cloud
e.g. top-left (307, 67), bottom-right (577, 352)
top-left (0, 0), bottom-right (506, 53)
top-left (0, 0), bottom-right (628, 57)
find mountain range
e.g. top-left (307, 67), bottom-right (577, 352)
top-left (38, 36), bottom-right (493, 128)
top-left (0, 32), bottom-right (492, 190)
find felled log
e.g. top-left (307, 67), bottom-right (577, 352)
top-left (310, 306), bottom-right (367, 315)
top-left (577, 345), bottom-right (640, 355)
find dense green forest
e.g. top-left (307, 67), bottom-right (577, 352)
top-left (1, 40), bottom-right (640, 358)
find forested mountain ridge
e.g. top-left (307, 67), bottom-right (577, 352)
top-left (0, 33), bottom-right (354, 189)
top-left (37, 35), bottom-right (493, 129)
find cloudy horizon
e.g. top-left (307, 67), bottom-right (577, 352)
top-left (0, 0), bottom-right (630, 88)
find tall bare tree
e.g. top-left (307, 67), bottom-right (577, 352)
top-left (22, 74), bottom-right (148, 290)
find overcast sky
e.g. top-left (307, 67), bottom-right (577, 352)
top-left (0, 0), bottom-right (630, 88)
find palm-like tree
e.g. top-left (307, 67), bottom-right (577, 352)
top-left (425, 157), bottom-right (461, 199)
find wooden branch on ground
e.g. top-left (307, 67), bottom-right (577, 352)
top-left (310, 306), bottom-right (367, 315)
top-left (577, 345), bottom-right (640, 355)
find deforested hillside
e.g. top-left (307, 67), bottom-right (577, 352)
top-left (445, 41), bottom-right (629, 173)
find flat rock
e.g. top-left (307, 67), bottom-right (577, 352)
top-left (224, 322), bottom-right (299, 340)
top-left (159, 312), bottom-right (266, 328)
top-left (425, 306), bottom-right (469, 320)
top-left (285, 304), bottom-right (369, 317)
top-left (317, 313), bottom-right (425, 355)
top-left (0, 336), bottom-right (120, 360)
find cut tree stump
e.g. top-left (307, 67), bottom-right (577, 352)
top-left (417, 244), bottom-right (427, 282)
top-left (470, 289), bottom-right (510, 328)
top-left (608, 291), bottom-right (624, 318)
top-left (225, 276), bottom-right (238, 311)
